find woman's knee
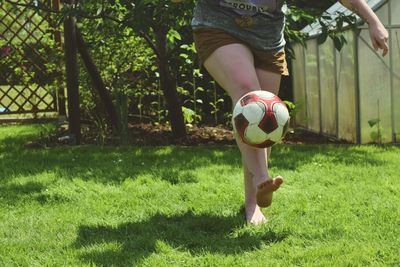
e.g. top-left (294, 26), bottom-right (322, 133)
top-left (230, 75), bottom-right (260, 102)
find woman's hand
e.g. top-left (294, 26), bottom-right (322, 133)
top-left (340, 0), bottom-right (389, 56)
top-left (369, 20), bottom-right (389, 56)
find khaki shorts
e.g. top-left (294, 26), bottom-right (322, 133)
top-left (193, 27), bottom-right (289, 76)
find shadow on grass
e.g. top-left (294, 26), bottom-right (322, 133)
top-left (0, 143), bottom-right (239, 184)
top-left (73, 211), bottom-right (289, 266)
top-left (0, 181), bottom-right (45, 205)
top-left (1, 127), bottom-right (393, 189)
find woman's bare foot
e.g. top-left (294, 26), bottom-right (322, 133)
top-left (245, 204), bottom-right (267, 225)
top-left (256, 176), bottom-right (284, 208)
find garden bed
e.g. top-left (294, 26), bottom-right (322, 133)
top-left (25, 122), bottom-right (349, 148)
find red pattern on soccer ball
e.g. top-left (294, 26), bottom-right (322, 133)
top-left (233, 113), bottom-right (249, 141)
top-left (240, 93), bottom-right (259, 106)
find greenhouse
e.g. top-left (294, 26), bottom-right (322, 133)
top-left (291, 0), bottom-right (399, 144)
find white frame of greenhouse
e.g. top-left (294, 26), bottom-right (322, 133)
top-left (291, 0), bottom-right (399, 144)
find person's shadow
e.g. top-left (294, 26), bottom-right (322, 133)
top-left (73, 211), bottom-right (289, 266)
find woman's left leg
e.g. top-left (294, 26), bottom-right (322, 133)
top-left (243, 68), bottom-right (283, 220)
top-left (256, 67), bottom-right (282, 160)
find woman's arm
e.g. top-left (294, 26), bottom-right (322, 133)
top-left (340, 0), bottom-right (389, 56)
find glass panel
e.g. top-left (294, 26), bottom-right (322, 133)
top-left (358, 28), bottom-right (392, 143)
top-left (292, 43), bottom-right (307, 128)
top-left (391, 0), bottom-right (400, 25)
top-left (336, 31), bottom-right (357, 142)
top-left (319, 39), bottom-right (337, 136)
top-left (391, 28), bottom-right (400, 142)
top-left (304, 39), bottom-right (320, 133)
top-left (375, 3), bottom-right (389, 25)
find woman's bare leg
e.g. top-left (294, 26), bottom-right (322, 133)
top-left (257, 68), bottom-right (281, 163)
top-left (253, 68), bottom-right (284, 208)
top-left (204, 44), bottom-right (283, 224)
top-left (242, 69), bottom-right (284, 217)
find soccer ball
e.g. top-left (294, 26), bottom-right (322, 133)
top-left (232, 90), bottom-right (290, 148)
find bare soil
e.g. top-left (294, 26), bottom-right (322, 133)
top-left (25, 123), bottom-right (350, 148)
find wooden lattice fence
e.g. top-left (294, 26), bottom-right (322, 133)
top-left (0, 0), bottom-right (63, 122)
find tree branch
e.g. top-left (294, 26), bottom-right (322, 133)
top-left (139, 30), bottom-right (160, 59)
top-left (4, 0), bottom-right (124, 24)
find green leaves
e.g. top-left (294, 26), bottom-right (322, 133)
top-left (332, 33), bottom-right (347, 51)
top-left (285, 5), bottom-right (357, 55)
top-left (368, 118), bottom-right (382, 143)
top-left (167, 28), bottom-right (181, 47)
top-left (182, 106), bottom-right (198, 127)
top-left (284, 6), bottom-right (316, 59)
top-left (368, 118), bottom-right (381, 128)
top-left (317, 12), bottom-right (356, 50)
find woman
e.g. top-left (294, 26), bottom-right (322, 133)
top-left (191, 0), bottom-right (388, 225)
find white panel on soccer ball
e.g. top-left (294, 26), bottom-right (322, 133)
top-left (273, 103), bottom-right (290, 126)
top-left (267, 127), bottom-right (283, 142)
top-left (233, 103), bottom-right (244, 119)
top-left (257, 90), bottom-right (276, 99)
top-left (245, 125), bottom-right (268, 144)
top-left (242, 102), bottom-right (265, 125)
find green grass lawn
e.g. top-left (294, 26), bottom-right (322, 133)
top-left (0, 124), bottom-right (399, 266)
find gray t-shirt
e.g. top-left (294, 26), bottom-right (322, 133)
top-left (191, 0), bottom-right (286, 51)
top-left (211, 0), bottom-right (285, 17)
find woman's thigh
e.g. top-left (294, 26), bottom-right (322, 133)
top-left (255, 68), bottom-right (282, 95)
top-left (203, 43), bottom-right (261, 103)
